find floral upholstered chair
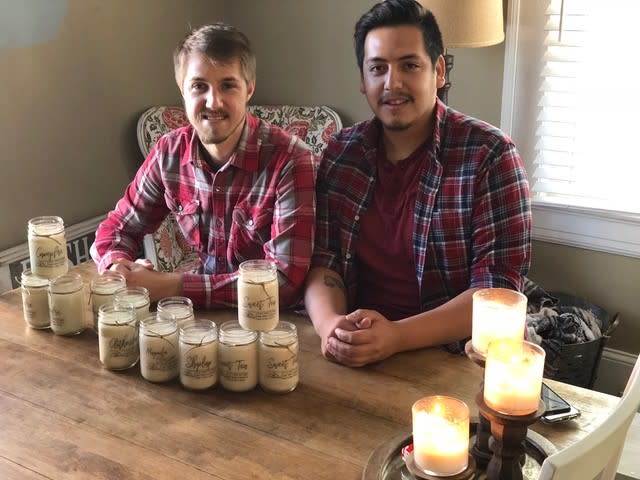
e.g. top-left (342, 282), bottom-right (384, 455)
top-left (136, 104), bottom-right (343, 272)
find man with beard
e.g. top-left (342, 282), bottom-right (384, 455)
top-left (92, 24), bottom-right (315, 308)
top-left (304, 0), bottom-right (531, 366)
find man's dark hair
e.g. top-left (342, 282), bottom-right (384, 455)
top-left (354, 0), bottom-right (444, 71)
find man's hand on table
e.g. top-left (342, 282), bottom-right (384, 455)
top-left (325, 309), bottom-right (400, 367)
top-left (110, 259), bottom-right (182, 302)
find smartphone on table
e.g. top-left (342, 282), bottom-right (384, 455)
top-left (540, 382), bottom-right (581, 424)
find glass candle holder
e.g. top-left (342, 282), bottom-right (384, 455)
top-left (27, 216), bottom-right (68, 279)
top-left (98, 303), bottom-right (139, 370)
top-left (471, 288), bottom-right (527, 356)
top-left (259, 321), bottom-right (299, 394)
top-left (139, 313), bottom-right (179, 383)
top-left (237, 259), bottom-right (278, 331)
top-left (91, 272), bottom-right (126, 330)
top-left (20, 269), bottom-right (50, 329)
top-left (179, 319), bottom-right (218, 391)
top-left (114, 287), bottom-right (150, 322)
top-left (412, 396), bottom-right (470, 477)
top-left (157, 296), bottom-right (195, 329)
top-left (484, 339), bottom-right (546, 416)
top-left (218, 321), bottom-right (258, 392)
top-left (48, 272), bottom-right (86, 336)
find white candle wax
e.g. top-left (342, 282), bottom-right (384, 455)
top-left (471, 288), bottom-right (527, 355)
top-left (238, 260), bottom-right (279, 331)
top-left (28, 217), bottom-right (69, 279)
top-left (179, 320), bottom-right (217, 390)
top-left (484, 340), bottom-right (545, 415)
top-left (114, 289), bottom-right (150, 322)
top-left (139, 319), bottom-right (179, 382)
top-left (21, 271), bottom-right (50, 329)
top-left (98, 309), bottom-right (138, 370)
top-left (159, 304), bottom-right (194, 329)
top-left (219, 322), bottom-right (258, 392)
top-left (412, 396), bottom-right (469, 477)
top-left (259, 324), bottom-right (299, 394)
top-left (91, 274), bottom-right (126, 330)
top-left (48, 274), bottom-right (85, 336)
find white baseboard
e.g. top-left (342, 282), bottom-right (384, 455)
top-left (595, 348), bottom-right (638, 397)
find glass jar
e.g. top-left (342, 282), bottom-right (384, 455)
top-left (218, 321), bottom-right (258, 392)
top-left (237, 259), bottom-right (278, 331)
top-left (114, 286), bottom-right (150, 321)
top-left (157, 296), bottom-right (195, 329)
top-left (98, 303), bottom-right (138, 370)
top-left (179, 319), bottom-right (218, 390)
top-left (20, 269), bottom-right (50, 329)
top-left (139, 313), bottom-right (179, 382)
top-left (259, 321), bottom-right (299, 393)
top-left (91, 272), bottom-right (126, 330)
top-left (48, 272), bottom-right (86, 336)
top-left (27, 216), bottom-right (69, 279)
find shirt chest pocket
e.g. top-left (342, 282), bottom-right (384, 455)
top-left (164, 193), bottom-right (202, 249)
top-left (230, 206), bottom-right (273, 262)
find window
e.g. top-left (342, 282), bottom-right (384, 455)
top-left (501, 0), bottom-right (640, 258)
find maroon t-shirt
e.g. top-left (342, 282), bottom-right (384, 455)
top-left (354, 141), bottom-right (428, 320)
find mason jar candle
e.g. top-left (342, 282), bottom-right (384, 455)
top-left (91, 272), bottom-right (126, 330)
top-left (114, 287), bottom-right (150, 322)
top-left (484, 339), bottom-right (546, 416)
top-left (20, 269), bottom-right (50, 329)
top-left (218, 321), bottom-right (258, 392)
top-left (27, 216), bottom-right (68, 279)
top-left (179, 319), bottom-right (218, 390)
top-left (471, 288), bottom-right (527, 356)
top-left (259, 321), bottom-right (299, 394)
top-left (237, 259), bottom-right (278, 331)
top-left (98, 303), bottom-right (139, 370)
top-left (412, 396), bottom-right (470, 477)
top-left (157, 296), bottom-right (195, 329)
top-left (139, 313), bottom-right (179, 382)
top-left (48, 272), bottom-right (86, 336)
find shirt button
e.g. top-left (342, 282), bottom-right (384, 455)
top-left (247, 219), bottom-right (254, 227)
top-left (354, 215), bottom-right (360, 221)
top-left (215, 219), bottom-right (222, 228)
top-left (345, 253), bottom-right (351, 260)
top-left (215, 187), bottom-right (222, 192)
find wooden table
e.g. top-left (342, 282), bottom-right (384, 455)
top-left (0, 262), bottom-right (620, 479)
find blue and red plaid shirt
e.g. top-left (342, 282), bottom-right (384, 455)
top-left (92, 112), bottom-right (316, 308)
top-left (312, 99), bottom-right (531, 313)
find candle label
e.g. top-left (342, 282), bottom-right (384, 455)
top-left (263, 350), bottom-right (298, 380)
top-left (240, 294), bottom-right (277, 321)
top-left (109, 334), bottom-right (138, 358)
top-left (35, 243), bottom-right (67, 269)
top-left (144, 342), bottom-right (178, 372)
top-left (183, 347), bottom-right (217, 379)
top-left (220, 359), bottom-right (250, 381)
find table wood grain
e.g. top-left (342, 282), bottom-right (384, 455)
top-left (0, 262), bottom-right (620, 479)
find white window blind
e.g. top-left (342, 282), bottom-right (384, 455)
top-left (534, 0), bottom-right (640, 214)
top-left (501, 0), bottom-right (640, 258)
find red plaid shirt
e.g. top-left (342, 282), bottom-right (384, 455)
top-left (92, 113), bottom-right (316, 308)
top-left (312, 99), bottom-right (532, 313)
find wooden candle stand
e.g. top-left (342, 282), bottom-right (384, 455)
top-left (476, 392), bottom-right (545, 480)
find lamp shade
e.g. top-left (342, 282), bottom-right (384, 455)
top-left (419, 0), bottom-right (505, 48)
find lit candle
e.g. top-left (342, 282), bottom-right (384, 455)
top-left (483, 339), bottom-right (545, 415)
top-left (471, 288), bottom-right (527, 356)
top-left (412, 396), bottom-right (469, 477)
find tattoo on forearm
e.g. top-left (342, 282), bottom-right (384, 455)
top-left (324, 275), bottom-right (346, 295)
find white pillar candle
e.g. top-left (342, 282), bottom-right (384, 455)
top-left (91, 272), bottom-right (126, 330)
top-left (114, 287), bottom-right (150, 322)
top-left (179, 319), bottom-right (218, 390)
top-left (139, 314), bottom-right (179, 382)
top-left (48, 272), bottom-right (86, 336)
top-left (412, 396), bottom-right (470, 477)
top-left (98, 304), bottom-right (138, 370)
top-left (27, 216), bottom-right (69, 279)
top-left (157, 296), bottom-right (195, 329)
top-left (259, 321), bottom-right (299, 394)
top-left (20, 269), bottom-right (50, 329)
top-left (218, 321), bottom-right (258, 392)
top-left (237, 260), bottom-right (279, 331)
top-left (471, 288), bottom-right (527, 356)
top-left (484, 339), bottom-right (546, 416)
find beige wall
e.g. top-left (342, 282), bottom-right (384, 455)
top-left (1, 0), bottom-right (224, 251)
top-left (2, 0), bottom-right (637, 354)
